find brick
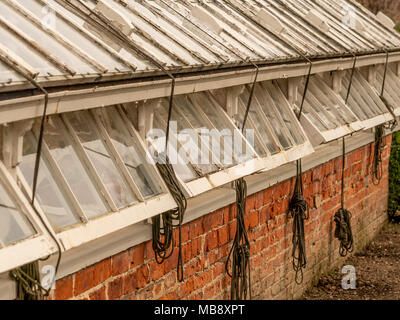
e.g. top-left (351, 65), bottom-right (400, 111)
top-left (184, 257), bottom-right (204, 278)
top-left (189, 219), bottom-right (204, 239)
top-left (217, 225), bottom-right (229, 246)
top-left (205, 230), bottom-right (218, 251)
top-left (203, 282), bottom-right (217, 300)
top-left (260, 207), bottom-right (269, 224)
top-left (89, 286), bottom-right (107, 300)
top-left (130, 243), bottom-right (145, 269)
top-left (191, 237), bottom-right (202, 258)
top-left (108, 277), bottom-right (124, 300)
top-left (74, 266), bottom-right (95, 296)
top-left (263, 188), bottom-right (273, 205)
top-left (54, 276), bottom-right (73, 300)
top-left (135, 265), bottom-right (149, 289)
top-left (246, 210), bottom-right (259, 229)
top-left (245, 194), bottom-right (255, 213)
top-left (111, 250), bottom-right (131, 276)
top-left (122, 272), bottom-right (136, 296)
top-left (255, 191), bottom-right (264, 209)
top-left (222, 206), bottom-right (231, 224)
top-left (93, 258), bottom-right (112, 286)
top-left (211, 261), bottom-right (225, 280)
top-left (202, 214), bottom-right (213, 231)
top-left (212, 209), bottom-right (224, 228)
top-left (194, 269), bottom-right (213, 291)
top-left (164, 248), bottom-right (179, 274)
top-left (149, 260), bottom-right (165, 281)
top-left (228, 220), bottom-right (237, 241)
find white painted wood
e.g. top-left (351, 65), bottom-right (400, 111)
top-left (376, 11), bottom-right (395, 30)
top-left (288, 77), bottom-right (301, 104)
top-left (57, 193), bottom-right (176, 250)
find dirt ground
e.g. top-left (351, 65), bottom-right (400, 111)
top-left (303, 222), bottom-right (400, 300)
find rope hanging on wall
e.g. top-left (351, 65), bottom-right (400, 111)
top-left (153, 157), bottom-right (187, 282)
top-left (288, 62), bottom-right (312, 285)
top-left (152, 78), bottom-right (188, 282)
top-left (333, 56), bottom-right (357, 257)
top-left (226, 178), bottom-right (251, 300)
top-left (334, 137), bottom-right (354, 257)
top-left (225, 65), bottom-right (258, 300)
top-left (372, 124), bottom-right (385, 185)
top-left (289, 160), bottom-right (309, 284)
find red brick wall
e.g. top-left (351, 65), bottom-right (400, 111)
top-left (49, 135), bottom-right (392, 300)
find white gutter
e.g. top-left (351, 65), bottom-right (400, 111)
top-left (0, 52), bottom-right (400, 125)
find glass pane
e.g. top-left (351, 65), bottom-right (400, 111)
top-left (194, 92), bottom-right (255, 164)
top-left (66, 111), bottom-right (138, 209)
top-left (177, 94), bottom-right (235, 166)
top-left (312, 77), bottom-right (357, 124)
top-left (253, 84), bottom-right (292, 149)
top-left (265, 82), bottom-right (305, 145)
top-left (99, 107), bottom-right (160, 199)
top-left (152, 110), bottom-right (198, 182)
top-left (237, 93), bottom-right (278, 156)
top-left (377, 68), bottom-right (400, 113)
top-left (341, 73), bottom-right (371, 120)
top-left (44, 116), bottom-right (108, 219)
top-left (341, 70), bottom-right (386, 120)
top-left (302, 102), bottom-right (330, 131)
top-left (165, 98), bottom-right (219, 175)
top-left (308, 80), bottom-right (344, 125)
top-left (0, 181), bottom-right (35, 246)
top-left (20, 132), bottom-right (80, 229)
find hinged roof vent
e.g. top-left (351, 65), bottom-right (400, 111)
top-left (306, 9), bottom-right (330, 33)
top-left (190, 6), bottom-right (223, 35)
top-left (376, 11), bottom-right (395, 30)
top-left (256, 8), bottom-right (286, 35)
top-left (94, 1), bottom-right (133, 37)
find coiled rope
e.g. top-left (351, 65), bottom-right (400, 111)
top-left (288, 63), bottom-right (312, 285)
top-left (333, 56), bottom-right (357, 258)
top-left (151, 74), bottom-right (187, 283)
top-left (226, 178), bottom-right (251, 300)
top-left (153, 155), bottom-right (187, 282)
top-left (334, 137), bottom-right (353, 257)
top-left (225, 65), bottom-right (258, 300)
top-left (372, 124), bottom-right (385, 185)
top-left (289, 160), bottom-right (309, 284)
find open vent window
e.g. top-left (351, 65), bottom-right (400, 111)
top-left (0, 160), bottom-right (56, 273)
top-left (131, 82), bottom-right (313, 198)
top-left (277, 74), bottom-right (362, 146)
top-left (372, 64), bottom-right (400, 117)
top-left (340, 69), bottom-right (394, 129)
top-left (16, 107), bottom-right (177, 251)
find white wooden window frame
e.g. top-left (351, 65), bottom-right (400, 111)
top-left (15, 107), bottom-right (177, 251)
top-left (0, 161), bottom-right (56, 273)
top-left (374, 64), bottom-right (400, 117)
top-left (288, 74), bottom-right (363, 146)
top-left (343, 69), bottom-right (395, 130)
top-left (136, 84), bottom-right (314, 198)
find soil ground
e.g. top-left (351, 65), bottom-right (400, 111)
top-left (302, 222), bottom-right (400, 300)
